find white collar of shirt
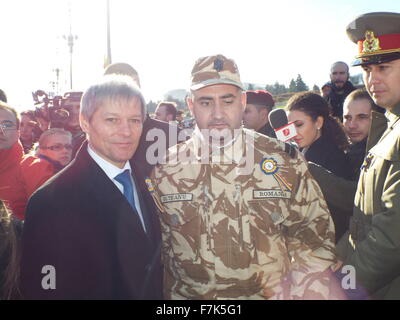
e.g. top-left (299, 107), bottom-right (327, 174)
top-left (87, 145), bottom-right (147, 233)
top-left (87, 144), bottom-right (131, 180)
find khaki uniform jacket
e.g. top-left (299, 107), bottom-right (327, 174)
top-left (337, 103), bottom-right (400, 299)
top-left (150, 128), bottom-right (336, 299)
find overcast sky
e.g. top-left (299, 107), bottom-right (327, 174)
top-left (1, 0), bottom-right (399, 112)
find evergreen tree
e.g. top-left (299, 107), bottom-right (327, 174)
top-left (295, 74), bottom-right (309, 92)
top-left (312, 84), bottom-right (320, 92)
top-left (265, 84), bottom-right (274, 93)
top-left (247, 83), bottom-right (255, 90)
top-left (289, 79), bottom-right (297, 92)
top-left (350, 73), bottom-right (363, 85)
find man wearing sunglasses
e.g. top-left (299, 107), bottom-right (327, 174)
top-left (37, 128), bottom-right (73, 172)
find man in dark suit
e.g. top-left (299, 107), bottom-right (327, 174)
top-left (20, 76), bottom-right (162, 299)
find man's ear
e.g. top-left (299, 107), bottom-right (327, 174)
top-left (80, 113), bottom-right (90, 134)
top-left (259, 108), bottom-right (269, 122)
top-left (241, 91), bottom-right (247, 111)
top-left (187, 96), bottom-right (195, 117)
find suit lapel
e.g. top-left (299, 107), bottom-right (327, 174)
top-left (76, 144), bottom-right (150, 245)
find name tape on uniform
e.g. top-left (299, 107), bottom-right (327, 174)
top-left (253, 189), bottom-right (292, 200)
top-left (161, 193), bottom-right (193, 203)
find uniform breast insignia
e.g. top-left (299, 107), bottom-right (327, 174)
top-left (361, 153), bottom-right (374, 171)
top-left (145, 178), bottom-right (155, 193)
top-left (161, 193), bottom-right (193, 204)
top-left (253, 189), bottom-right (292, 200)
top-left (363, 30), bottom-right (381, 54)
top-left (261, 158), bottom-right (278, 175)
top-left (260, 158), bottom-right (293, 193)
top-left (145, 177), bottom-right (165, 213)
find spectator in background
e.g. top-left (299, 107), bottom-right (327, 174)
top-left (176, 110), bottom-right (184, 128)
top-left (343, 89), bottom-right (385, 178)
top-left (287, 92), bottom-right (351, 242)
top-left (0, 102), bottom-right (53, 220)
top-left (0, 89), bottom-right (7, 103)
top-left (243, 90), bottom-right (276, 138)
top-left (19, 111), bottom-right (40, 154)
top-left (155, 101), bottom-right (178, 123)
top-left (307, 89), bottom-right (385, 245)
top-left (62, 91), bottom-right (85, 158)
top-left (103, 62), bottom-right (141, 87)
top-left (326, 61), bottom-right (356, 120)
top-left (320, 82), bottom-right (332, 99)
top-left (37, 128), bottom-right (73, 172)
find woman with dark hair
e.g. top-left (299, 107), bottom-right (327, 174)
top-left (287, 92), bottom-right (351, 242)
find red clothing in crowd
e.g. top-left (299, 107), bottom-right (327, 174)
top-left (0, 141), bottom-right (53, 220)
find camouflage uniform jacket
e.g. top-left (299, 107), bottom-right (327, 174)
top-left (150, 128), bottom-right (336, 299)
top-left (337, 102), bottom-right (400, 299)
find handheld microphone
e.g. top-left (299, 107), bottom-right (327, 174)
top-left (268, 109), bottom-right (298, 142)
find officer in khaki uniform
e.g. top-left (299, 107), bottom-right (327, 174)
top-left (149, 54), bottom-right (339, 299)
top-left (336, 12), bottom-right (400, 299)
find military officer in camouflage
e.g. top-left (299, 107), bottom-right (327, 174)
top-left (150, 54), bottom-right (338, 299)
top-left (336, 12), bottom-right (400, 299)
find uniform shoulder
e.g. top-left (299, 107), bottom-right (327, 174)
top-left (246, 129), bottom-right (298, 159)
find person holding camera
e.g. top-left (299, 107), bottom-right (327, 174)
top-left (61, 92), bottom-right (86, 158)
top-left (31, 90), bottom-right (85, 159)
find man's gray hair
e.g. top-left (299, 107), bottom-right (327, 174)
top-left (38, 128), bottom-right (72, 148)
top-left (81, 75), bottom-right (146, 121)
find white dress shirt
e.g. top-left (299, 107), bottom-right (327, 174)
top-left (87, 145), bottom-right (147, 232)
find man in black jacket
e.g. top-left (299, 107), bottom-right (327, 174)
top-left (20, 76), bottom-right (163, 299)
top-left (326, 61), bottom-right (356, 121)
top-left (243, 90), bottom-right (276, 138)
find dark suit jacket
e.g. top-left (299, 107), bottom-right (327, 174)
top-left (20, 142), bottom-right (162, 300)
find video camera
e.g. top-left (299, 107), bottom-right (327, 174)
top-left (32, 90), bottom-right (69, 129)
top-left (32, 90), bottom-right (83, 129)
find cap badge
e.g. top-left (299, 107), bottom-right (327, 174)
top-left (363, 30), bottom-right (381, 54)
top-left (213, 58), bottom-right (224, 72)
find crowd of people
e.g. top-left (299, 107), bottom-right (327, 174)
top-left (0, 11), bottom-right (400, 300)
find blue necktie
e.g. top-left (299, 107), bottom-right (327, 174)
top-left (114, 169), bottom-right (136, 211)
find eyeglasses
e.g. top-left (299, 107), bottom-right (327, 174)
top-left (41, 144), bottom-right (73, 151)
top-left (0, 121), bottom-right (17, 135)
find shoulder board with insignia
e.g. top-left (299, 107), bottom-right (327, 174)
top-left (284, 142), bottom-right (297, 159)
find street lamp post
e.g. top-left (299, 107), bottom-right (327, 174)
top-left (63, 3), bottom-right (78, 90)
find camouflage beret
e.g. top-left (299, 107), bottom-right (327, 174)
top-left (190, 54), bottom-right (244, 91)
top-left (346, 12), bottom-right (400, 66)
top-left (246, 90), bottom-right (275, 108)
